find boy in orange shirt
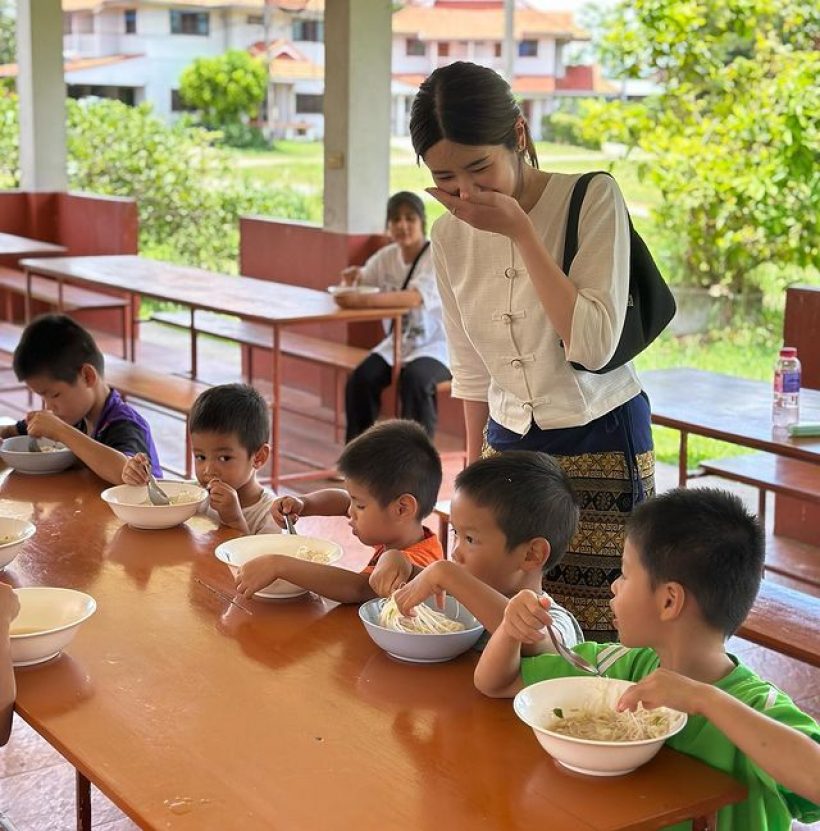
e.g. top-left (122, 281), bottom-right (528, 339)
top-left (236, 420), bottom-right (443, 603)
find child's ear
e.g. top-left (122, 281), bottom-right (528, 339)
top-left (521, 537), bottom-right (551, 572)
top-left (79, 363), bottom-right (98, 387)
top-left (251, 443), bottom-right (270, 469)
top-left (393, 493), bottom-right (418, 519)
top-left (657, 581), bottom-right (686, 622)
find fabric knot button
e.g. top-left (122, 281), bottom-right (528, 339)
top-left (511, 358), bottom-right (523, 369)
top-left (522, 402), bottom-right (533, 410)
top-left (501, 313), bottom-right (513, 324)
top-left (504, 267), bottom-right (517, 279)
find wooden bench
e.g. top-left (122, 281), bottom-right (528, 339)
top-left (0, 266), bottom-right (130, 357)
top-left (737, 580), bottom-right (820, 667)
top-left (698, 452), bottom-right (820, 529)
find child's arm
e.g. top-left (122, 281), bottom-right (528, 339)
top-left (207, 479), bottom-right (248, 534)
top-left (270, 489), bottom-right (351, 528)
top-left (474, 590), bottom-right (557, 698)
top-left (618, 669), bottom-right (820, 803)
top-left (235, 555), bottom-right (375, 604)
top-left (368, 549), bottom-right (424, 597)
top-left (27, 411), bottom-right (128, 484)
top-left (0, 583), bottom-right (20, 746)
top-left (0, 423), bottom-right (20, 440)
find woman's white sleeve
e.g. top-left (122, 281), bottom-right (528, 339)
top-left (432, 233), bottom-right (491, 402)
top-left (564, 176), bottom-right (632, 371)
top-left (357, 246), bottom-right (388, 287)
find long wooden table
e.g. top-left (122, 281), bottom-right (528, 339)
top-left (0, 233), bottom-right (66, 260)
top-left (18, 255), bottom-right (407, 486)
top-left (641, 368), bottom-right (820, 485)
top-left (1, 468), bottom-right (746, 830)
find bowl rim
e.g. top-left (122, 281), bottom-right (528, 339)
top-left (100, 482), bottom-right (208, 509)
top-left (214, 534), bottom-right (344, 568)
top-left (513, 679), bottom-right (688, 748)
top-left (0, 519), bottom-right (36, 549)
top-left (358, 596), bottom-right (484, 637)
top-left (10, 586), bottom-right (97, 639)
top-left (0, 439), bottom-right (74, 457)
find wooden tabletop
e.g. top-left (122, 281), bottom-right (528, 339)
top-left (18, 255), bottom-right (404, 327)
top-left (0, 233), bottom-right (66, 259)
top-left (3, 468), bottom-right (745, 831)
top-left (642, 368), bottom-right (820, 463)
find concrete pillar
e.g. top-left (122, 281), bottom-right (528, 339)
top-left (17, 0), bottom-right (68, 191)
top-left (323, 0), bottom-right (391, 233)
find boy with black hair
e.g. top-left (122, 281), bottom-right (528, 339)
top-left (124, 384), bottom-right (276, 534)
top-left (394, 451), bottom-right (583, 648)
top-left (236, 419), bottom-right (444, 602)
top-left (0, 314), bottom-right (160, 483)
top-left (475, 487), bottom-right (820, 830)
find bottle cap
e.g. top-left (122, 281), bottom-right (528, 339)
top-left (779, 346), bottom-right (798, 358)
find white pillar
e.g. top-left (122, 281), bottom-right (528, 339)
top-left (17, 0), bottom-right (67, 192)
top-left (323, 0), bottom-right (391, 233)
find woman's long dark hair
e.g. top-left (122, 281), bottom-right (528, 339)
top-left (409, 62), bottom-right (539, 169)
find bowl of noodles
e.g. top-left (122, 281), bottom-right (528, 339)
top-left (514, 676), bottom-right (687, 776)
top-left (0, 436), bottom-right (76, 474)
top-left (101, 482), bottom-right (207, 529)
top-left (0, 517), bottom-right (36, 569)
top-left (359, 595), bottom-right (484, 663)
top-left (214, 533), bottom-right (343, 599)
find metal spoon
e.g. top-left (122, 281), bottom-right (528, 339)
top-left (144, 461), bottom-right (170, 506)
top-left (545, 623), bottom-right (600, 676)
top-left (27, 437), bottom-right (41, 453)
top-left (284, 514), bottom-right (297, 535)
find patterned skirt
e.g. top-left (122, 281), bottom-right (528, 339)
top-left (483, 392), bottom-right (655, 641)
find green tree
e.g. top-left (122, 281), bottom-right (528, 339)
top-left (581, 0), bottom-right (820, 294)
top-left (179, 49), bottom-right (267, 129)
top-left (0, 1), bottom-right (14, 67)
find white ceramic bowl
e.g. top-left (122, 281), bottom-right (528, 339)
top-left (359, 596), bottom-right (485, 663)
top-left (215, 533), bottom-right (344, 599)
top-left (10, 587), bottom-right (97, 667)
top-left (327, 284), bottom-right (380, 297)
top-left (100, 482), bottom-right (208, 529)
top-left (0, 517), bottom-right (36, 569)
top-left (513, 676), bottom-right (687, 776)
top-left (0, 435), bottom-right (76, 474)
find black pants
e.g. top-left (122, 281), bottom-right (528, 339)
top-left (345, 353), bottom-right (451, 442)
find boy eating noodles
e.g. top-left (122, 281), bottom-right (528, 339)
top-left (236, 420), bottom-right (443, 602)
top-left (393, 451), bottom-right (583, 648)
top-left (1, 314), bottom-right (160, 483)
top-left (475, 487), bottom-right (820, 830)
top-left (124, 384), bottom-right (276, 534)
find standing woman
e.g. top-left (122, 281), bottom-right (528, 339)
top-left (336, 191), bottom-right (451, 443)
top-left (409, 63), bottom-right (654, 640)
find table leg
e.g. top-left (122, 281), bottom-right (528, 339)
top-left (58, 278), bottom-right (64, 313)
top-left (24, 269), bottom-right (31, 323)
top-left (190, 307), bottom-right (198, 380)
top-left (391, 314), bottom-right (402, 417)
top-left (75, 770), bottom-right (91, 831)
top-left (678, 431), bottom-right (689, 487)
top-left (271, 327), bottom-right (281, 487)
top-left (692, 811), bottom-right (718, 831)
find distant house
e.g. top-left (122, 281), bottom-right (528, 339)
top-left (0, 0), bottom-right (614, 138)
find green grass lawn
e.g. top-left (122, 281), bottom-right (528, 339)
top-left (229, 139), bottom-right (800, 468)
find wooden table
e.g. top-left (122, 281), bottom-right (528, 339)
top-left (3, 468), bottom-right (745, 831)
top-left (19, 255), bottom-right (407, 485)
top-left (0, 233), bottom-right (66, 260)
top-left (641, 368), bottom-right (820, 485)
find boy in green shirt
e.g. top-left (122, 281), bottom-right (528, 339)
top-left (475, 487), bottom-right (820, 831)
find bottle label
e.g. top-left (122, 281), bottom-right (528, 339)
top-left (774, 370), bottom-right (801, 394)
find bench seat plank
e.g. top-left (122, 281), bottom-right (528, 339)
top-left (0, 270), bottom-right (128, 311)
top-left (699, 452), bottom-right (820, 504)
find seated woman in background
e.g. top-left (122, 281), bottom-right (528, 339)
top-left (335, 191), bottom-right (450, 442)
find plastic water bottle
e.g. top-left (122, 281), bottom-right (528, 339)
top-left (772, 346), bottom-right (801, 428)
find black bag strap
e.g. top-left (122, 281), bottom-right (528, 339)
top-left (389, 240), bottom-right (430, 334)
top-left (563, 170), bottom-right (631, 274)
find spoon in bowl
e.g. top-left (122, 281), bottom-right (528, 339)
top-left (144, 461), bottom-right (170, 506)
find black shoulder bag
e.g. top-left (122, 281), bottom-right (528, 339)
top-left (562, 171), bottom-right (676, 373)
top-left (388, 240), bottom-right (430, 334)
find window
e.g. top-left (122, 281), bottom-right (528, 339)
top-left (171, 90), bottom-right (197, 112)
top-left (124, 10), bottom-right (137, 34)
top-left (295, 94), bottom-right (323, 114)
top-left (406, 38), bottom-right (425, 57)
top-left (292, 19), bottom-right (323, 42)
top-left (437, 42), bottom-right (450, 57)
top-left (170, 10), bottom-right (210, 36)
top-left (246, 15), bottom-right (264, 25)
top-left (494, 42), bottom-right (502, 58)
top-left (518, 39), bottom-right (538, 57)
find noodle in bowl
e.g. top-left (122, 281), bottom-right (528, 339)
top-left (514, 676), bottom-right (687, 776)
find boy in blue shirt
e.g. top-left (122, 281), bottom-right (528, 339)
top-left (475, 487), bottom-right (820, 830)
top-left (0, 315), bottom-right (160, 483)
